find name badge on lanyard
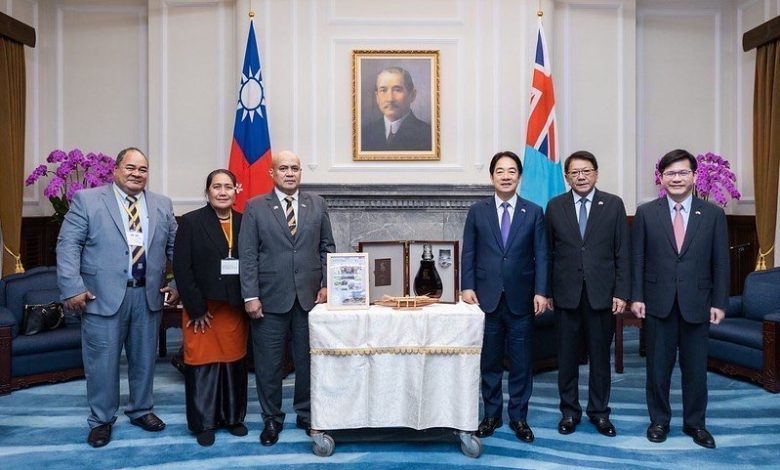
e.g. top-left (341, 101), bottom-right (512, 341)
top-left (126, 230), bottom-right (144, 247)
top-left (221, 257), bottom-right (239, 275)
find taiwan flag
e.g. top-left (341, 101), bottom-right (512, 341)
top-left (519, 17), bottom-right (565, 210)
top-left (229, 20), bottom-right (273, 211)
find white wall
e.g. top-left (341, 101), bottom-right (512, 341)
top-left (4, 0), bottom-right (775, 216)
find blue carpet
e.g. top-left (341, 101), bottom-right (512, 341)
top-left (0, 329), bottom-right (778, 469)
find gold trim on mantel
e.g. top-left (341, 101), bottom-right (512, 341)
top-left (310, 346), bottom-right (481, 356)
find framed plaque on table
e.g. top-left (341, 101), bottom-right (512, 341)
top-left (326, 253), bottom-right (370, 310)
top-left (358, 240), bottom-right (460, 304)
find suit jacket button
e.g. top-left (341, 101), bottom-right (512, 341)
top-left (581, 247), bottom-right (586, 252)
top-left (295, 269), bottom-right (299, 274)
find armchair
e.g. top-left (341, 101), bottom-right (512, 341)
top-left (0, 266), bottom-right (83, 394)
top-left (708, 267), bottom-right (780, 392)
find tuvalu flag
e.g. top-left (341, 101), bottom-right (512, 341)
top-left (519, 16), bottom-right (565, 210)
top-left (229, 19), bottom-right (273, 211)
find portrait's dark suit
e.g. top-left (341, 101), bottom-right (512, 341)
top-left (57, 184), bottom-right (177, 429)
top-left (238, 191), bottom-right (335, 425)
top-left (631, 195), bottom-right (729, 428)
top-left (361, 112), bottom-right (432, 151)
top-left (546, 189), bottom-right (630, 421)
top-left (173, 205), bottom-right (243, 318)
top-left (461, 196), bottom-right (549, 422)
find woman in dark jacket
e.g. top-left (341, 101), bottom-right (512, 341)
top-left (173, 169), bottom-right (248, 446)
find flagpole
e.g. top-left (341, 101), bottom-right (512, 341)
top-left (538, 0), bottom-right (543, 17)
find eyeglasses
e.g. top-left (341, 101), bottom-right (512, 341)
top-left (567, 168), bottom-right (596, 177)
top-left (662, 170), bottom-right (693, 178)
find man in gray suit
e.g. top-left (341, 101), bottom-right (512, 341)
top-left (239, 150), bottom-right (335, 446)
top-left (57, 147), bottom-right (178, 448)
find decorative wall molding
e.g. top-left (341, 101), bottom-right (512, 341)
top-left (636, 7), bottom-right (723, 202)
top-left (735, 0), bottom-right (763, 204)
top-left (159, 0), bottom-right (226, 196)
top-left (327, 0), bottom-right (465, 26)
top-left (19, 0), bottom-right (40, 207)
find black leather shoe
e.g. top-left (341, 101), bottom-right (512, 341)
top-left (646, 422), bottom-right (670, 443)
top-left (296, 416), bottom-right (312, 436)
top-left (87, 423), bottom-right (112, 448)
top-left (590, 417), bottom-right (617, 437)
top-left (227, 423), bottom-right (248, 437)
top-left (558, 416), bottom-right (580, 435)
top-left (260, 420), bottom-right (283, 446)
top-left (196, 430), bottom-right (215, 446)
top-left (509, 421), bottom-right (535, 442)
top-left (475, 417), bottom-right (503, 438)
top-left (683, 426), bottom-right (716, 449)
top-left (129, 413), bottom-right (166, 432)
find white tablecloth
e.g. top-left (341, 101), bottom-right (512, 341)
top-left (309, 302), bottom-right (484, 431)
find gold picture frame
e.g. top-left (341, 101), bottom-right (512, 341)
top-left (352, 50), bottom-right (440, 161)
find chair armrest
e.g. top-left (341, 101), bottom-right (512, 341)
top-left (0, 306), bottom-right (18, 338)
top-left (725, 296), bottom-right (743, 318)
top-left (764, 311), bottom-right (780, 323)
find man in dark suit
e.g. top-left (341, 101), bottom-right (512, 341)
top-left (239, 150), bottom-right (335, 446)
top-left (461, 151), bottom-right (549, 443)
top-left (546, 151), bottom-right (630, 437)
top-left (360, 66), bottom-right (432, 152)
top-left (631, 149), bottom-right (729, 449)
top-left (57, 147), bottom-right (178, 447)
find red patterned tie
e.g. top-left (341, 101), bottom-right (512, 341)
top-left (673, 203), bottom-right (685, 252)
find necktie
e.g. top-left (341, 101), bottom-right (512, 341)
top-left (126, 195), bottom-right (146, 279)
top-left (285, 196), bottom-right (297, 236)
top-left (673, 203), bottom-right (685, 252)
top-left (578, 197), bottom-right (588, 238)
top-left (500, 202), bottom-right (511, 247)
top-left (387, 129), bottom-right (396, 143)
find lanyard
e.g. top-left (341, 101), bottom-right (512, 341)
top-left (115, 189), bottom-right (143, 226)
top-left (219, 212), bottom-right (233, 258)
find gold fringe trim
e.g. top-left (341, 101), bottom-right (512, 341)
top-left (310, 346), bottom-right (482, 356)
top-left (755, 244), bottom-right (774, 271)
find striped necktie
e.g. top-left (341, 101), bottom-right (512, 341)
top-left (284, 196), bottom-right (297, 236)
top-left (126, 195), bottom-right (146, 279)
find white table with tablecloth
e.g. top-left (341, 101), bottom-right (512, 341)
top-left (309, 301), bottom-right (485, 433)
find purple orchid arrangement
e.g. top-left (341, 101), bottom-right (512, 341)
top-left (25, 148), bottom-right (116, 221)
top-left (654, 152), bottom-right (741, 207)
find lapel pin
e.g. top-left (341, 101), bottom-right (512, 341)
top-left (273, 206), bottom-right (279, 210)
top-left (695, 210), bottom-right (701, 215)
top-left (301, 204), bottom-right (307, 208)
top-left (521, 208), bottom-right (526, 213)
top-left (598, 201), bottom-right (604, 205)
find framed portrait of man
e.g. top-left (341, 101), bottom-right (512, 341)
top-left (352, 50), bottom-right (440, 161)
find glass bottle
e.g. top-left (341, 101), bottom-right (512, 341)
top-left (413, 243), bottom-right (443, 298)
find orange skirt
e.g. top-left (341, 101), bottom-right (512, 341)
top-left (182, 300), bottom-right (249, 366)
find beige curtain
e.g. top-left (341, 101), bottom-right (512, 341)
top-left (0, 36), bottom-right (26, 276)
top-left (753, 40), bottom-right (780, 270)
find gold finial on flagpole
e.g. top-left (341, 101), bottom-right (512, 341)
top-left (249, 10), bottom-right (255, 18)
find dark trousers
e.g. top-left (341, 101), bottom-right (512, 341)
top-left (184, 359), bottom-right (248, 432)
top-left (250, 298), bottom-right (311, 424)
top-left (645, 299), bottom-right (709, 428)
top-left (481, 294), bottom-right (533, 422)
top-left (557, 286), bottom-right (614, 420)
